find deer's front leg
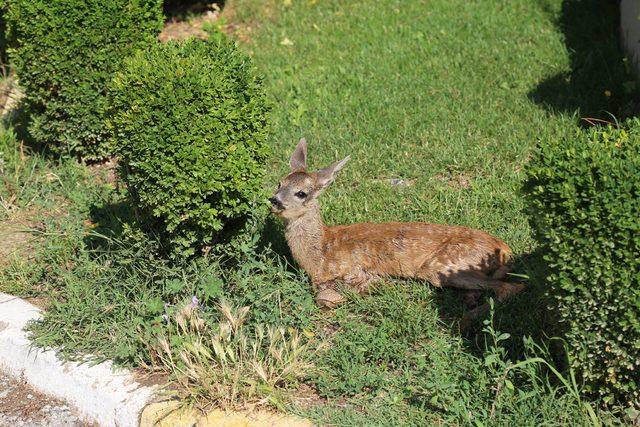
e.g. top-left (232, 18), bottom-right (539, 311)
top-left (314, 281), bottom-right (346, 309)
top-left (314, 273), bottom-right (377, 309)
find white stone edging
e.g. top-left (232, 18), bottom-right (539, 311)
top-left (0, 292), bottom-right (158, 427)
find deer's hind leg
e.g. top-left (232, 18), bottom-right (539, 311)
top-left (491, 264), bottom-right (512, 280)
top-left (441, 271), bottom-right (525, 328)
top-left (443, 271), bottom-right (518, 298)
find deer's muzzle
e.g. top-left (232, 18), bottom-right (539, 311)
top-left (269, 196), bottom-right (284, 212)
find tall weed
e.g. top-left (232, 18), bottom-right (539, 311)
top-left (151, 301), bottom-right (314, 410)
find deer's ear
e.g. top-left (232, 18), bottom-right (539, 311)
top-left (289, 138), bottom-right (308, 171)
top-left (316, 156), bottom-right (350, 188)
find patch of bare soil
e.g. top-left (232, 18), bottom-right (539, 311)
top-left (160, 6), bottom-right (222, 42)
top-left (0, 69), bottom-right (16, 113)
top-left (0, 204), bottom-right (62, 307)
top-left (0, 74), bottom-right (23, 120)
top-left (217, 2), bottom-right (257, 45)
top-left (433, 172), bottom-right (472, 190)
top-left (159, 0), bottom-right (273, 45)
top-left (0, 211), bottom-right (43, 268)
top-left (131, 368), bottom-right (169, 389)
top-left (86, 157), bottom-right (117, 187)
top-left (0, 210), bottom-right (51, 307)
top-left (0, 224), bottom-right (33, 264)
top-left (291, 383), bottom-right (325, 410)
top-left (22, 296), bottom-right (48, 311)
top-left (0, 371), bottom-right (96, 427)
top-left (0, 78), bottom-right (12, 114)
top-left (0, 375), bottom-right (53, 423)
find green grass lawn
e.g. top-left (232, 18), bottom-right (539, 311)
top-left (0, 0), bottom-right (631, 424)
top-left (246, 0), bottom-right (622, 239)
top-left (238, 0), bottom-right (627, 346)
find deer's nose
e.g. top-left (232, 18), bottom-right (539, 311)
top-left (268, 197), bottom-right (279, 207)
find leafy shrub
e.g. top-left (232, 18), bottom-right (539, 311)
top-left (525, 120), bottom-right (640, 404)
top-left (5, 0), bottom-right (163, 161)
top-left (107, 38), bottom-right (270, 255)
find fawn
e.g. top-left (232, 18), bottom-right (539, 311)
top-left (269, 138), bottom-right (524, 325)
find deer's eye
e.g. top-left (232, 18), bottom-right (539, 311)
top-left (295, 191), bottom-right (307, 199)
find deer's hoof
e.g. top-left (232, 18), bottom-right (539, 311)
top-left (460, 304), bottom-right (489, 330)
top-left (315, 289), bottom-right (346, 309)
top-left (463, 290), bottom-right (482, 309)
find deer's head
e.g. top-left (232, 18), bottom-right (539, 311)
top-left (269, 138), bottom-right (349, 220)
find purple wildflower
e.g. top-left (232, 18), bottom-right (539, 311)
top-left (190, 296), bottom-right (199, 309)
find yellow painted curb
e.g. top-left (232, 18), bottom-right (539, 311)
top-left (140, 401), bottom-right (314, 427)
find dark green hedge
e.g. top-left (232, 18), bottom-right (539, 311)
top-left (6, 0), bottom-right (163, 161)
top-left (106, 38), bottom-right (270, 256)
top-left (525, 120), bottom-right (640, 404)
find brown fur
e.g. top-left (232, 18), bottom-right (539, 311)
top-left (270, 139), bottom-right (524, 325)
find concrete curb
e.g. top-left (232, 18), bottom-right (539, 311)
top-left (0, 292), bottom-right (158, 427)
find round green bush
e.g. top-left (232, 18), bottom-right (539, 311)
top-left (106, 38), bottom-right (270, 256)
top-left (6, 0), bottom-right (163, 161)
top-left (525, 120), bottom-right (640, 404)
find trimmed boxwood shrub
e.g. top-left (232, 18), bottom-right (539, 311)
top-left (525, 120), bottom-right (640, 404)
top-left (106, 38), bottom-right (270, 256)
top-left (5, 0), bottom-right (163, 161)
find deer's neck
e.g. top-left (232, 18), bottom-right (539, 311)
top-left (284, 203), bottom-right (325, 279)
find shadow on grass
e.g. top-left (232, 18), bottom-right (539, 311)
top-left (1, 105), bottom-right (58, 160)
top-left (258, 211), bottom-right (565, 365)
top-left (0, 6), bottom-right (43, 155)
top-left (82, 199), bottom-right (164, 257)
top-left (82, 196), bottom-right (566, 368)
top-left (431, 249), bottom-right (567, 367)
top-left (529, 0), bottom-right (629, 119)
top-left (163, 0), bottom-right (226, 21)
top-left (83, 197), bottom-right (293, 266)
top-left (256, 214), bottom-right (291, 258)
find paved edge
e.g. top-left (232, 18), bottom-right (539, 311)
top-left (0, 292), bottom-right (158, 427)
